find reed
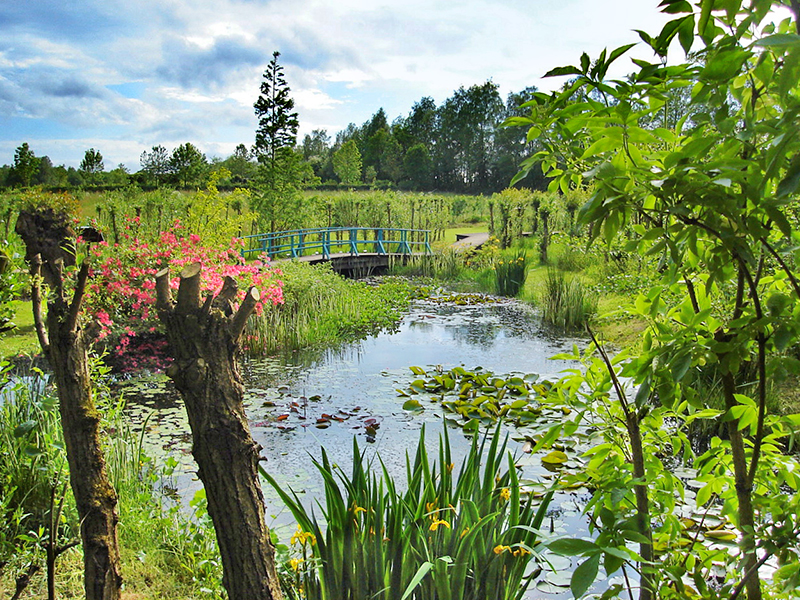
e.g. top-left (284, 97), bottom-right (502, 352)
top-left (540, 269), bottom-right (596, 330)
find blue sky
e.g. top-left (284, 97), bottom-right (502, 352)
top-left (1, 0), bottom-right (673, 169)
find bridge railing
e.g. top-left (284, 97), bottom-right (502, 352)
top-left (241, 227), bottom-right (433, 260)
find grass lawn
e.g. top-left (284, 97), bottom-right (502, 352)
top-left (1, 300), bottom-right (41, 359)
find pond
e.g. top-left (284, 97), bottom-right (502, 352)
top-left (121, 296), bottom-right (621, 597)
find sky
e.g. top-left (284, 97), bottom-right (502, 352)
top-left (0, 0), bottom-right (675, 170)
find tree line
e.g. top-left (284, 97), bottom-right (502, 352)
top-left (1, 81), bottom-right (546, 195)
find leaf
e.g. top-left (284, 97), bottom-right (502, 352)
top-left (756, 34), bottom-right (800, 48)
top-left (403, 399), bottom-right (423, 411)
top-left (705, 529), bottom-right (738, 542)
top-left (401, 562), bottom-right (433, 600)
top-left (13, 420), bottom-right (37, 438)
top-left (548, 538), bottom-right (600, 556)
top-left (409, 366), bottom-right (426, 375)
top-left (544, 65), bottom-right (583, 78)
top-left (541, 450), bottom-right (569, 465)
top-left (777, 153), bottom-right (800, 199)
top-left (571, 552), bottom-right (601, 598)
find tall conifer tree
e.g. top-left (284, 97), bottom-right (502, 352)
top-left (253, 51), bottom-right (299, 167)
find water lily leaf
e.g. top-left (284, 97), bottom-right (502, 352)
top-left (409, 366), bottom-right (426, 375)
top-left (403, 399), bottom-right (423, 411)
top-left (541, 450), bottom-right (569, 465)
top-left (276, 414), bottom-right (289, 421)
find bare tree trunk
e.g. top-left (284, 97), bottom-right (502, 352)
top-left (16, 208), bottom-right (122, 600)
top-left (155, 264), bottom-right (283, 600)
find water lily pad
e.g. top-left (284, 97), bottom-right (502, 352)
top-left (541, 450), bottom-right (569, 466)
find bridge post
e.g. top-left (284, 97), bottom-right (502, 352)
top-left (349, 228), bottom-right (359, 255)
top-left (376, 229), bottom-right (386, 254)
top-left (298, 231), bottom-right (305, 257)
top-left (424, 230), bottom-right (432, 254)
top-left (322, 230), bottom-right (330, 260)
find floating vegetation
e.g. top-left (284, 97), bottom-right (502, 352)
top-left (425, 292), bottom-right (504, 305)
top-left (396, 365), bottom-right (564, 430)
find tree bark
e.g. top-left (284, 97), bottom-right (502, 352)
top-left (721, 371), bottom-right (762, 600)
top-left (16, 209), bottom-right (122, 600)
top-left (156, 264), bottom-right (283, 600)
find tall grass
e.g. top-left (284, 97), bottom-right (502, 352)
top-left (389, 250), bottom-right (462, 280)
top-left (246, 261), bottom-right (418, 353)
top-left (262, 425), bottom-right (552, 600)
top-left (540, 269), bottom-right (596, 331)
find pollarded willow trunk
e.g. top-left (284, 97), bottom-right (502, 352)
top-left (155, 263), bottom-right (283, 600)
top-left (16, 209), bottom-right (122, 600)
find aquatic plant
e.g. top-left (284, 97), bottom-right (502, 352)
top-left (539, 269), bottom-right (595, 331)
top-left (263, 425), bottom-right (552, 600)
top-left (493, 249), bottom-right (528, 297)
top-left (245, 262), bottom-right (418, 354)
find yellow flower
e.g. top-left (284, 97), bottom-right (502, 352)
top-left (447, 463), bottom-right (455, 473)
top-left (512, 547), bottom-right (530, 557)
top-left (290, 526), bottom-right (317, 547)
top-left (353, 505), bottom-right (367, 515)
top-left (426, 500), bottom-right (438, 514)
top-left (500, 487), bottom-right (511, 501)
top-left (494, 544), bottom-right (511, 555)
top-left (429, 519), bottom-right (451, 531)
top-left (289, 558), bottom-right (304, 572)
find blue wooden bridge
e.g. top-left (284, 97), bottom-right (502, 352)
top-left (241, 227), bottom-right (433, 275)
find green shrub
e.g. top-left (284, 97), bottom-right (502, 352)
top-left (263, 425), bottom-right (551, 600)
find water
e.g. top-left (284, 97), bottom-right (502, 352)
top-left (121, 297), bottom-right (609, 597)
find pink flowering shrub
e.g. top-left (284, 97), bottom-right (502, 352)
top-left (82, 217), bottom-right (283, 372)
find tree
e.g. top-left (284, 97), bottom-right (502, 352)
top-left (10, 143), bottom-right (40, 188)
top-left (220, 144), bottom-right (257, 184)
top-left (169, 142), bottom-right (208, 188)
top-left (515, 2), bottom-right (800, 599)
top-left (435, 82), bottom-right (504, 193)
top-left (80, 148), bottom-right (105, 185)
top-left (155, 264), bottom-right (283, 600)
top-left (333, 140), bottom-right (362, 185)
top-left (254, 51), bottom-right (299, 167)
top-left (404, 143), bottom-right (432, 190)
top-left (139, 145), bottom-right (170, 186)
top-left (301, 129), bottom-right (331, 178)
top-left (16, 197), bottom-right (123, 600)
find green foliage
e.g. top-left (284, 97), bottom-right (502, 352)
top-left (539, 269), bottom-right (596, 331)
top-left (10, 143), bottom-right (40, 189)
top-left (333, 140), bottom-right (363, 185)
top-left (168, 142), bottom-right (208, 188)
top-left (262, 425), bottom-right (552, 600)
top-left (396, 365), bottom-right (564, 431)
top-left (0, 365), bottom-right (75, 553)
top-left (254, 51), bottom-right (299, 165)
top-left (514, 0), bottom-right (800, 597)
top-left (79, 148), bottom-right (104, 184)
top-left (0, 240), bottom-right (26, 334)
